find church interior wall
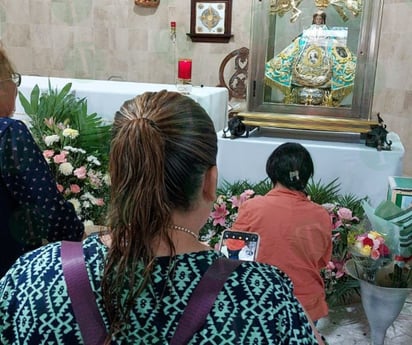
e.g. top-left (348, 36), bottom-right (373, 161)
top-left (0, 0), bottom-right (410, 175)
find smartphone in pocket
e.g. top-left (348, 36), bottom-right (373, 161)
top-left (219, 230), bottom-right (260, 261)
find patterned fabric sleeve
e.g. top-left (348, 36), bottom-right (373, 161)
top-left (0, 119), bottom-right (84, 247)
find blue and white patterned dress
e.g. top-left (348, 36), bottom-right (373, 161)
top-left (0, 118), bottom-right (84, 277)
top-left (0, 234), bottom-right (320, 344)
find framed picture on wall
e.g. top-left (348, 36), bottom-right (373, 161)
top-left (187, 0), bottom-right (233, 43)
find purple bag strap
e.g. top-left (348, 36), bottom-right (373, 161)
top-left (170, 257), bottom-right (242, 345)
top-left (61, 241), bottom-right (107, 345)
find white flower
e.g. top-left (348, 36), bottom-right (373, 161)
top-left (44, 135), bottom-right (60, 146)
top-left (62, 128), bottom-right (79, 139)
top-left (87, 170), bottom-right (103, 188)
top-left (63, 145), bottom-right (86, 154)
top-left (82, 200), bottom-right (92, 209)
top-left (216, 195), bottom-right (225, 204)
top-left (87, 155), bottom-right (101, 166)
top-left (81, 192), bottom-right (95, 203)
top-left (103, 173), bottom-right (111, 186)
top-left (322, 203), bottom-right (337, 213)
top-left (68, 198), bottom-right (81, 213)
top-left (84, 220), bottom-right (94, 227)
top-left (59, 162), bottom-right (74, 175)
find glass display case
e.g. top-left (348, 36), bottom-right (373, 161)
top-left (243, 0), bottom-right (384, 134)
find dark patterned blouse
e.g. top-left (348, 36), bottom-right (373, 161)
top-left (0, 118), bottom-right (84, 277)
top-left (0, 234), bottom-right (320, 344)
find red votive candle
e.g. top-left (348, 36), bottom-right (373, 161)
top-left (178, 58), bottom-right (192, 80)
top-left (171, 21), bottom-right (176, 28)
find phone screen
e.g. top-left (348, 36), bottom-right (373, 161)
top-left (219, 230), bottom-right (260, 261)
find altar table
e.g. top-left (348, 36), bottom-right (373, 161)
top-left (217, 130), bottom-right (405, 207)
top-left (15, 76), bottom-right (229, 131)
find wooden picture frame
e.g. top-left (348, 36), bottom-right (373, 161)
top-left (187, 0), bottom-right (233, 43)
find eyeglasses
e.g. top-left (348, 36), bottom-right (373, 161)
top-left (0, 73), bottom-right (21, 87)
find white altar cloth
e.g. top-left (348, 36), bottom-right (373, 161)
top-left (217, 130), bottom-right (404, 207)
top-left (15, 76), bottom-right (229, 131)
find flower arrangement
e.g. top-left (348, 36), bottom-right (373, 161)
top-left (39, 119), bottom-right (110, 224)
top-left (200, 178), bottom-right (368, 305)
top-left (344, 228), bottom-right (391, 284)
top-left (19, 82), bottom-right (112, 225)
top-left (349, 230), bottom-right (390, 260)
top-left (200, 188), bottom-right (255, 247)
top-left (320, 203), bottom-right (365, 305)
top-left (346, 227), bottom-right (412, 288)
top-left (200, 179), bottom-right (272, 247)
top-left (352, 200), bottom-right (412, 288)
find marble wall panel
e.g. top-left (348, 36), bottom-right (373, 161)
top-left (0, 0), bottom-right (410, 175)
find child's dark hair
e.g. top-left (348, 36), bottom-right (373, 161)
top-left (266, 142), bottom-right (314, 191)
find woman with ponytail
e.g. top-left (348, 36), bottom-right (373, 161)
top-left (1, 94), bottom-right (323, 344)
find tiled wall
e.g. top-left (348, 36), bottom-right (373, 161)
top-left (1, 0), bottom-right (411, 175)
top-left (0, 0), bottom-right (251, 86)
top-left (373, 0), bottom-right (412, 176)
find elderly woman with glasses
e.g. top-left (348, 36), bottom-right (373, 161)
top-left (0, 46), bottom-right (84, 277)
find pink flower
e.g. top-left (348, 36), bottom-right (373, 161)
top-left (371, 249), bottom-right (381, 260)
top-left (326, 260), bottom-right (345, 279)
top-left (326, 261), bottom-right (335, 270)
top-left (332, 232), bottom-right (341, 242)
top-left (56, 184), bottom-right (64, 193)
top-left (337, 207), bottom-right (359, 222)
top-left (74, 166), bottom-right (87, 179)
top-left (231, 189), bottom-right (255, 208)
top-left (335, 270), bottom-right (345, 279)
top-left (230, 195), bottom-right (242, 208)
top-left (332, 218), bottom-right (342, 230)
top-left (44, 118), bottom-right (54, 128)
top-left (88, 172), bottom-right (103, 187)
top-left (241, 189), bottom-right (255, 199)
top-left (333, 261), bottom-right (345, 278)
top-left (94, 198), bottom-right (105, 206)
top-left (211, 203), bottom-right (229, 227)
top-left (70, 184), bottom-right (81, 194)
top-left (53, 152), bottom-right (67, 164)
top-left (43, 150), bottom-right (54, 158)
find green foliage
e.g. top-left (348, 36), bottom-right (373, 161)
top-left (18, 81), bottom-right (111, 165)
top-left (306, 177), bottom-right (341, 205)
top-left (217, 178), bottom-right (272, 196)
top-left (326, 277), bottom-right (360, 306)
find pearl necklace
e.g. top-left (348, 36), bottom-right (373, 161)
top-left (170, 224), bottom-right (198, 240)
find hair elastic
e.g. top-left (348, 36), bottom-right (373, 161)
top-left (289, 170), bottom-right (300, 181)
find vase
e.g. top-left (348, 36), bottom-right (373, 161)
top-left (345, 259), bottom-right (412, 345)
